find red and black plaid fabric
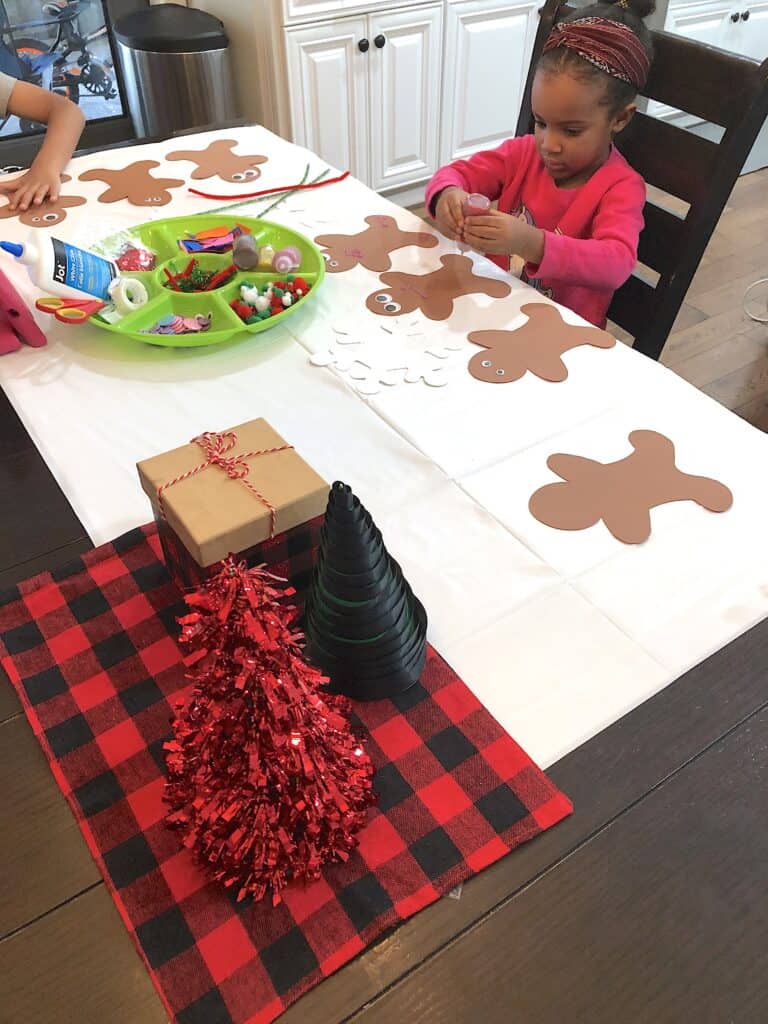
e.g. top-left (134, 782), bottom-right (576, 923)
top-left (0, 524), bottom-right (572, 1024)
top-left (153, 510), bottom-right (324, 593)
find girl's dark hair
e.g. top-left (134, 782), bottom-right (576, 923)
top-left (538, 0), bottom-right (655, 114)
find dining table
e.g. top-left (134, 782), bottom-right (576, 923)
top-left (1, 124), bottom-right (767, 1024)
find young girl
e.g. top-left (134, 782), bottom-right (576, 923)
top-left (426, 0), bottom-right (654, 327)
top-left (0, 70), bottom-right (85, 213)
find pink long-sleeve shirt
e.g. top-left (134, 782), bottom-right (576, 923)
top-left (425, 135), bottom-right (645, 327)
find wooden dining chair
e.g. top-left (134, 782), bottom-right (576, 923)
top-left (516, 0), bottom-right (768, 360)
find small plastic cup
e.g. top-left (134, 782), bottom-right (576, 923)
top-left (462, 193), bottom-right (491, 217)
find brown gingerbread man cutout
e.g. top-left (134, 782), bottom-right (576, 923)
top-left (315, 214), bottom-right (438, 273)
top-left (529, 430), bottom-right (733, 544)
top-left (0, 174), bottom-right (86, 227)
top-left (78, 161), bottom-right (184, 206)
top-left (366, 254), bottom-right (511, 321)
top-left (165, 139), bottom-right (268, 183)
top-left (468, 303), bottom-right (616, 383)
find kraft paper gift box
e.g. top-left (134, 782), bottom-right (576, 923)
top-left (137, 418), bottom-right (328, 594)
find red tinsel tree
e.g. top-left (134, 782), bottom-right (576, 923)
top-left (164, 557), bottom-right (376, 903)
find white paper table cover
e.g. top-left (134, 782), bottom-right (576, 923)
top-left (0, 125), bottom-right (765, 769)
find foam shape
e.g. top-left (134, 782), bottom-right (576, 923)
top-left (366, 254), bottom-right (511, 321)
top-left (315, 214), bottom-right (438, 273)
top-left (166, 139), bottom-right (268, 183)
top-left (0, 174), bottom-right (86, 227)
top-left (79, 161), bottom-right (184, 206)
top-left (468, 303), bottom-right (616, 383)
top-left (529, 430), bottom-right (734, 544)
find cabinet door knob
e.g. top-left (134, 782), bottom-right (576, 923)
top-left (358, 38), bottom-right (370, 52)
top-left (374, 34), bottom-right (386, 48)
top-left (741, 9), bottom-right (750, 19)
top-left (731, 11), bottom-right (740, 20)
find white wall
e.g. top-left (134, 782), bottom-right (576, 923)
top-left (188, 0), bottom-right (272, 127)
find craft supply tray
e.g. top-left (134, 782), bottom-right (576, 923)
top-left (92, 215), bottom-right (325, 347)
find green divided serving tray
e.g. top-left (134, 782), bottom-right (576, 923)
top-left (91, 214), bottom-right (325, 348)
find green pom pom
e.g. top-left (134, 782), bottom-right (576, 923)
top-left (272, 287), bottom-right (284, 298)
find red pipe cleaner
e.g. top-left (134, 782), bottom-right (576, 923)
top-left (189, 169), bottom-right (351, 201)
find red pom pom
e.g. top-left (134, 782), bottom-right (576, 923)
top-left (230, 300), bottom-right (255, 322)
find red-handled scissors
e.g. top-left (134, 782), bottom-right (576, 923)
top-left (36, 296), bottom-right (105, 324)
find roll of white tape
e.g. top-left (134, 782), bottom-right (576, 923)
top-left (108, 276), bottom-right (149, 316)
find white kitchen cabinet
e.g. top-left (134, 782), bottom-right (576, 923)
top-left (368, 5), bottom-right (443, 191)
top-left (649, 0), bottom-right (767, 123)
top-left (663, 0), bottom-right (736, 47)
top-left (286, 4), bottom-right (443, 193)
top-left (196, 0), bottom-right (539, 197)
top-left (660, 0), bottom-right (768, 63)
top-left (282, 0), bottom-right (431, 21)
top-left (441, 0), bottom-right (539, 162)
top-left (283, 0), bottom-right (348, 22)
top-left (732, 0), bottom-right (768, 60)
top-left (285, 17), bottom-right (371, 183)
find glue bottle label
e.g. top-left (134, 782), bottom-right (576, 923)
top-left (51, 238), bottom-right (116, 300)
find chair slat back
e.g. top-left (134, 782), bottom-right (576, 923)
top-left (614, 112), bottom-right (719, 206)
top-left (637, 202), bottom-right (685, 277)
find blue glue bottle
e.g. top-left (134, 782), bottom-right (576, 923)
top-left (0, 236), bottom-right (117, 301)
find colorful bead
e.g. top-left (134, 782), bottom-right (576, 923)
top-left (272, 246), bottom-right (301, 273)
top-left (257, 244), bottom-right (275, 271)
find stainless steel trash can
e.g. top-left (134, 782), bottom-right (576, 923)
top-left (114, 4), bottom-right (237, 138)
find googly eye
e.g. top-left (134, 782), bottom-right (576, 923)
top-left (329, 260), bottom-right (339, 268)
top-left (30, 215), bottom-right (42, 223)
top-left (232, 171), bottom-right (245, 182)
top-left (384, 301), bottom-right (401, 313)
top-left (43, 212), bottom-right (59, 222)
top-left (481, 359), bottom-right (492, 367)
top-left (375, 293), bottom-right (392, 304)
top-left (496, 368), bottom-right (505, 376)
top-left (242, 168), bottom-right (257, 179)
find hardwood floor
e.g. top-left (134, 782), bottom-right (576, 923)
top-left (407, 167), bottom-right (768, 431)
top-left (661, 169), bottom-right (768, 430)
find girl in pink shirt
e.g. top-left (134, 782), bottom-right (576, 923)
top-left (426, 0), bottom-right (655, 327)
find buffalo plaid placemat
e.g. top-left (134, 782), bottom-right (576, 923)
top-left (0, 524), bottom-right (572, 1024)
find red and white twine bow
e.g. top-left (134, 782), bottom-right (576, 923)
top-left (156, 430), bottom-right (293, 539)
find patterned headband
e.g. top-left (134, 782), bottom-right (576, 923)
top-left (542, 17), bottom-right (650, 89)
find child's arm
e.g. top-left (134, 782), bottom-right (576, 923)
top-left (527, 180), bottom-right (645, 290)
top-left (463, 178), bottom-right (645, 291)
top-left (0, 81), bottom-right (85, 211)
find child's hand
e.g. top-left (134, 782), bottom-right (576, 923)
top-left (462, 209), bottom-right (545, 266)
top-left (0, 163), bottom-right (62, 211)
top-left (434, 187), bottom-right (467, 241)
top-left (462, 209), bottom-right (522, 254)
